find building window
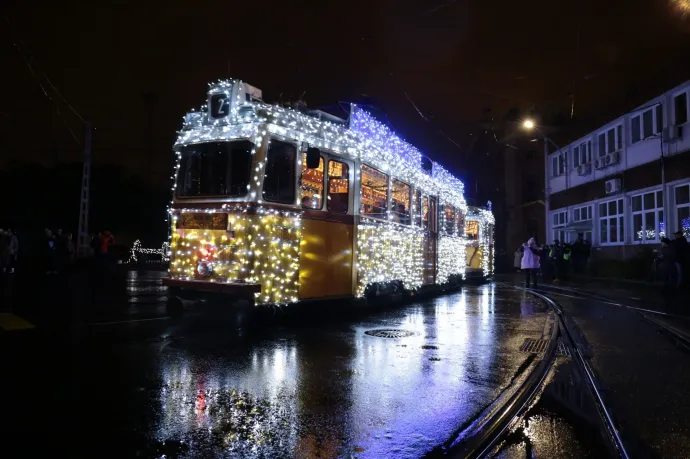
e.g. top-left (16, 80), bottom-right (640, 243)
top-left (675, 183), bottom-right (690, 238)
top-left (360, 164), bottom-right (388, 219)
top-left (390, 179), bottom-right (411, 224)
top-left (552, 210), bottom-right (568, 243)
top-left (263, 140), bottom-right (296, 204)
top-left (301, 153), bottom-right (324, 209)
top-left (327, 160), bottom-right (349, 213)
top-left (573, 205), bottom-right (592, 222)
top-left (551, 155), bottom-right (565, 177)
top-left (631, 105), bottom-right (663, 144)
top-left (579, 140), bottom-right (591, 165)
top-left (675, 92), bottom-right (688, 125)
top-left (599, 198), bottom-right (625, 244)
top-left (632, 190), bottom-right (664, 242)
top-left (631, 116), bottom-right (641, 143)
top-left (597, 125), bottom-right (622, 157)
top-left (573, 146), bottom-right (579, 168)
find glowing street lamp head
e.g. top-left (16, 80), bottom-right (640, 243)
top-left (523, 119), bottom-right (535, 130)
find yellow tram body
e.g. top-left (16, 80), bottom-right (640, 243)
top-left (164, 79), bottom-right (494, 305)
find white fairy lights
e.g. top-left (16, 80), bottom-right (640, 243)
top-left (466, 207), bottom-right (495, 276)
top-left (356, 218), bottom-right (425, 297)
top-left (168, 79), bottom-right (494, 303)
top-left (127, 240), bottom-right (170, 263)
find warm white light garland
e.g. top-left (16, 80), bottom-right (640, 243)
top-left (356, 217), bottom-right (425, 296)
top-left (127, 240), bottom-right (170, 263)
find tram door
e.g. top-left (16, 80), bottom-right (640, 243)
top-left (422, 196), bottom-right (437, 284)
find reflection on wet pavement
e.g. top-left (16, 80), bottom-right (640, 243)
top-left (491, 358), bottom-right (612, 459)
top-left (74, 284), bottom-right (551, 458)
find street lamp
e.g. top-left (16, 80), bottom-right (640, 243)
top-left (520, 119), bottom-right (565, 245)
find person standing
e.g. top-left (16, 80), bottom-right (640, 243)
top-left (7, 229), bottom-right (18, 274)
top-left (521, 237), bottom-right (541, 288)
top-left (539, 244), bottom-right (550, 282)
top-left (671, 230), bottom-right (690, 288)
top-left (43, 228), bottom-right (57, 274)
top-left (551, 240), bottom-right (564, 283)
top-left (514, 246), bottom-right (524, 272)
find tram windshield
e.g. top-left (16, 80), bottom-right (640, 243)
top-left (176, 141), bottom-right (253, 197)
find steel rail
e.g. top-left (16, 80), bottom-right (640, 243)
top-left (532, 284), bottom-right (690, 351)
top-left (528, 289), bottom-right (631, 459)
top-left (447, 292), bottom-right (560, 458)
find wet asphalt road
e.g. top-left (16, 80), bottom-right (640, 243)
top-left (8, 272), bottom-right (687, 458)
top-left (4, 271), bottom-right (564, 458)
top-left (530, 283), bottom-right (690, 458)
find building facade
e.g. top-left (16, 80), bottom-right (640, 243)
top-left (545, 80), bottom-right (690, 260)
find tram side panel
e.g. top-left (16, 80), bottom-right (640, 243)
top-left (298, 213), bottom-right (354, 300)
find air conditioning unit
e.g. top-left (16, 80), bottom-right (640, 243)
top-left (594, 158), bottom-right (605, 170)
top-left (605, 178), bottom-right (621, 194)
top-left (663, 125), bottom-right (682, 142)
top-left (577, 163), bottom-right (592, 176)
top-left (605, 151), bottom-right (621, 166)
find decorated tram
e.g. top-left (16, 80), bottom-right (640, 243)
top-left (163, 79), bottom-right (494, 308)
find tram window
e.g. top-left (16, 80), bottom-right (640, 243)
top-left (177, 141), bottom-right (252, 197)
top-left (390, 179), bottom-right (411, 224)
top-left (263, 140), bottom-right (296, 204)
top-left (328, 160), bottom-right (349, 213)
top-left (360, 165), bottom-right (388, 219)
top-left (414, 189), bottom-right (422, 227)
top-left (465, 221), bottom-right (479, 240)
top-left (444, 205), bottom-right (456, 234)
top-left (429, 197), bottom-right (438, 233)
top-left (422, 196), bottom-right (429, 230)
top-left (300, 153), bottom-right (324, 209)
top-left (456, 210), bottom-right (465, 235)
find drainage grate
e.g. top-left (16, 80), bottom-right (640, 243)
top-left (556, 339), bottom-right (571, 357)
top-left (365, 329), bottom-right (419, 339)
top-left (520, 338), bottom-right (550, 354)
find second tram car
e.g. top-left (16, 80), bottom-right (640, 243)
top-left (164, 79), bottom-right (494, 308)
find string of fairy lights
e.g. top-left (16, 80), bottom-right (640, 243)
top-left (127, 240), bottom-right (171, 264)
top-left (168, 79), bottom-right (494, 304)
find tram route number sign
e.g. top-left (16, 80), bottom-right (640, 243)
top-left (178, 213), bottom-right (229, 230)
top-left (210, 93), bottom-right (231, 119)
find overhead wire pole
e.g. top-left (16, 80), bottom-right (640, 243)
top-left (77, 123), bottom-right (93, 257)
top-left (3, 14), bottom-right (92, 255)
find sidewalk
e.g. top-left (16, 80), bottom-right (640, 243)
top-left (495, 272), bottom-right (679, 315)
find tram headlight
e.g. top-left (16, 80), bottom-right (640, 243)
top-left (197, 260), bottom-right (213, 277)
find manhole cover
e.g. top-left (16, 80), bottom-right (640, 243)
top-left (520, 338), bottom-right (550, 354)
top-left (365, 329), bottom-right (419, 338)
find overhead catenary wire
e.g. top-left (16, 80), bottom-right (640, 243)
top-left (2, 14), bottom-right (85, 145)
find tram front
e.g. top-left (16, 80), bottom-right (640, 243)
top-left (164, 80), bottom-right (303, 310)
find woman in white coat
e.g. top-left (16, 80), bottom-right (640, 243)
top-left (521, 237), bottom-right (541, 288)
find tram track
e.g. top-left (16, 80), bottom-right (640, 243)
top-left (531, 283), bottom-right (690, 354)
top-left (447, 286), bottom-right (629, 458)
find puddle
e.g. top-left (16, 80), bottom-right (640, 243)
top-left (490, 359), bottom-right (614, 458)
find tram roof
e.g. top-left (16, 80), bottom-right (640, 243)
top-left (174, 80), bottom-right (471, 211)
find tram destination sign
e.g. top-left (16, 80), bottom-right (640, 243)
top-left (178, 213), bottom-right (228, 230)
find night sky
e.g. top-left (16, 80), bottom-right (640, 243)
top-left (3, 0), bottom-right (690, 191)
